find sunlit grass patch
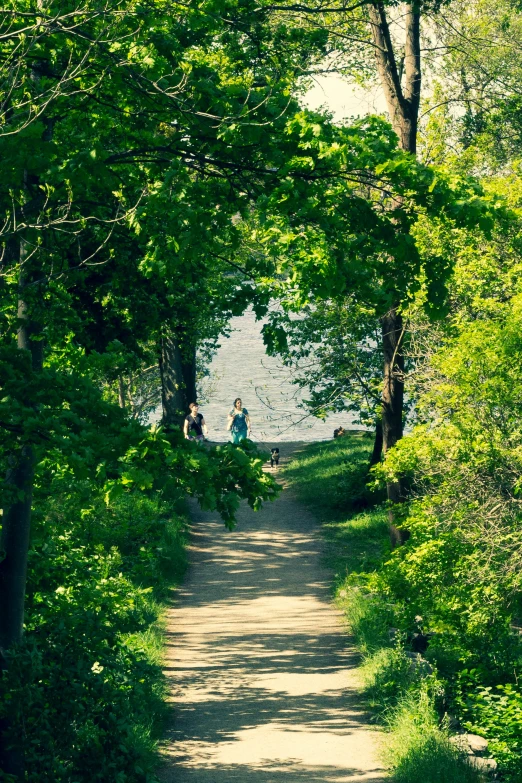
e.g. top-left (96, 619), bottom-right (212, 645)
top-left (325, 509), bottom-right (389, 579)
top-left (386, 690), bottom-right (479, 783)
top-left (284, 434), bottom-right (389, 577)
top-left (284, 433), bottom-right (374, 515)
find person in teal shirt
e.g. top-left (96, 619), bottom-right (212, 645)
top-left (227, 398), bottom-right (251, 444)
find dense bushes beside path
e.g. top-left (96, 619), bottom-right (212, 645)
top-left (0, 479), bottom-right (187, 783)
top-left (284, 435), bottom-right (522, 782)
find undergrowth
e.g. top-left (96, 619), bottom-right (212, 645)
top-left (283, 434), bottom-right (485, 783)
top-left (0, 480), bottom-right (187, 783)
top-left (386, 689), bottom-right (479, 783)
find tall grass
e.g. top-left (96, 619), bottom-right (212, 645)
top-left (386, 689), bottom-right (479, 783)
top-left (283, 435), bottom-right (482, 783)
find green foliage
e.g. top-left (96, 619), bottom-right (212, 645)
top-left (456, 672), bottom-right (522, 777)
top-left (3, 1), bottom-right (459, 775)
top-left (283, 434), bottom-right (376, 513)
top-left (282, 435), bottom-right (389, 576)
top-left (362, 646), bottom-right (425, 714)
top-left (1, 1), bottom-right (521, 780)
top-left (283, 435), bottom-right (482, 782)
top-left (386, 689), bottom-right (480, 783)
top-left (0, 482), bottom-right (187, 782)
top-left (262, 299), bottom-right (383, 427)
top-left (424, 0), bottom-right (522, 173)
top-left (256, 113), bottom-right (505, 319)
top-left (338, 588), bottom-right (394, 657)
top-left (361, 190), bottom-right (522, 778)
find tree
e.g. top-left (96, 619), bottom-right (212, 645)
top-left (3, 0), bottom-right (467, 763)
top-left (262, 0), bottom-right (444, 538)
top-left (253, 106), bottom-right (501, 545)
top-left (418, 0), bottom-right (522, 172)
top-left (259, 298), bottom-right (385, 463)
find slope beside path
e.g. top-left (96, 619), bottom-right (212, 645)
top-left (159, 442), bottom-right (386, 783)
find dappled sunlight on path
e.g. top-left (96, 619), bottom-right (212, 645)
top-left (159, 444), bottom-right (386, 782)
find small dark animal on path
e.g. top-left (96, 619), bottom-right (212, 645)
top-left (270, 448), bottom-right (280, 468)
top-left (333, 426), bottom-right (345, 438)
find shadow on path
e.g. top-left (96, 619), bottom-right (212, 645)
top-left (159, 445), bottom-right (386, 782)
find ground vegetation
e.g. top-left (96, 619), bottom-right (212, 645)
top-left (285, 297), bottom-right (522, 781)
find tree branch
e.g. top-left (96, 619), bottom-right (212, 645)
top-left (262, 1), bottom-right (368, 12)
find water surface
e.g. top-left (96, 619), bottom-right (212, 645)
top-left (200, 309), bottom-right (356, 444)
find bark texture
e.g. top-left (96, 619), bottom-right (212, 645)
top-left (369, 418), bottom-right (384, 468)
top-left (381, 308), bottom-right (404, 454)
top-left (160, 332), bottom-right (197, 427)
top-left (368, 2), bottom-right (421, 155)
top-left (181, 346), bottom-right (197, 407)
top-left (381, 308), bottom-right (407, 546)
top-left (118, 375), bottom-right (126, 409)
top-left (368, 2), bottom-right (421, 543)
top-left (0, 448), bottom-right (35, 656)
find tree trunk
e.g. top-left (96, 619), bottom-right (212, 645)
top-left (0, 452), bottom-right (34, 780)
top-left (1, 64), bottom-right (52, 775)
top-left (369, 1), bottom-right (421, 157)
top-left (0, 254), bottom-right (44, 778)
top-left (181, 345), bottom-right (197, 407)
top-left (401, 2), bottom-right (421, 154)
top-left (117, 375), bottom-right (126, 409)
top-left (381, 307), bottom-right (406, 546)
top-left (381, 308), bottom-right (404, 453)
top-left (369, 417), bottom-right (383, 467)
top-left (159, 331), bottom-right (188, 427)
top-left (368, 2), bottom-right (420, 543)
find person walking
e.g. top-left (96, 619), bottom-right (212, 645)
top-left (227, 398), bottom-right (251, 444)
top-left (183, 403), bottom-right (208, 442)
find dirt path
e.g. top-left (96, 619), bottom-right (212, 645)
top-left (159, 443), bottom-right (386, 783)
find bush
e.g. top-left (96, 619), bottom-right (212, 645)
top-left (284, 437), bottom-right (484, 782)
top-left (456, 670), bottom-right (522, 778)
top-left (0, 486), bottom-right (187, 782)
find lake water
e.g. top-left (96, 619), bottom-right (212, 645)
top-left (200, 308), bottom-right (356, 444)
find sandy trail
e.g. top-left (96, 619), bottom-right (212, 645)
top-left (159, 443), bottom-right (386, 783)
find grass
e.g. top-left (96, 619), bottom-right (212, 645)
top-left (282, 434), bottom-right (482, 783)
top-left (283, 433), bottom-right (389, 578)
top-left (386, 689), bottom-right (480, 783)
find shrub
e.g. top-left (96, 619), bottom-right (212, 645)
top-left (285, 438), bottom-right (484, 781)
top-left (456, 670), bottom-right (522, 779)
top-left (0, 487), bottom-right (187, 782)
